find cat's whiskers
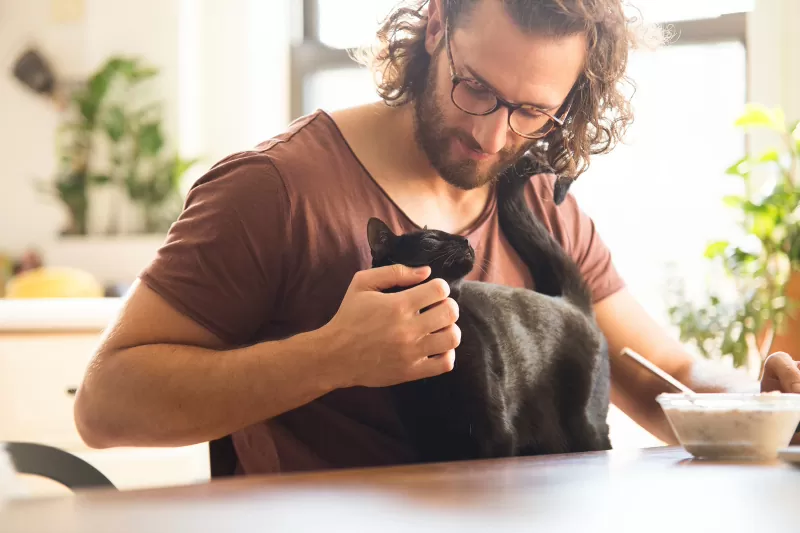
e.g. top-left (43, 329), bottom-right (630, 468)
top-left (475, 262), bottom-right (491, 276)
top-left (443, 249), bottom-right (461, 267)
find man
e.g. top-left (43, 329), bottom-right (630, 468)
top-left (74, 0), bottom-right (800, 474)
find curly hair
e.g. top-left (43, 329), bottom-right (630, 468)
top-left (354, 0), bottom-right (664, 179)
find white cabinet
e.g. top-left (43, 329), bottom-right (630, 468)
top-left (0, 329), bottom-right (210, 494)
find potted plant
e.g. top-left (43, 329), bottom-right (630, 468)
top-left (96, 60), bottom-right (199, 234)
top-left (41, 55), bottom-right (198, 236)
top-left (667, 104), bottom-right (800, 369)
top-left (39, 56), bottom-right (199, 287)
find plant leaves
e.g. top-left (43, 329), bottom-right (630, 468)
top-left (723, 195), bottom-right (745, 208)
top-left (735, 103), bottom-right (785, 131)
top-left (704, 240), bottom-right (730, 259)
top-left (725, 156), bottom-right (750, 177)
top-left (91, 174), bottom-right (112, 185)
top-left (103, 105), bottom-right (126, 142)
top-left (130, 67), bottom-right (158, 82)
top-left (757, 149), bottom-right (780, 164)
top-left (138, 122), bottom-right (164, 156)
top-left (751, 210), bottom-right (777, 239)
top-left (171, 156), bottom-right (200, 187)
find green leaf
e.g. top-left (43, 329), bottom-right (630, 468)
top-left (723, 195), bottom-right (745, 208)
top-left (130, 67), bottom-right (158, 83)
top-left (138, 123), bottom-right (164, 156)
top-left (757, 149), bottom-right (781, 164)
top-left (103, 106), bottom-right (126, 142)
top-left (725, 156), bottom-right (750, 177)
top-left (735, 103), bottom-right (785, 131)
top-left (171, 156), bottom-right (200, 184)
top-left (731, 247), bottom-right (759, 265)
top-left (91, 174), bottom-right (112, 185)
top-left (705, 240), bottom-right (730, 259)
top-left (791, 120), bottom-right (800, 142)
top-left (751, 211), bottom-right (777, 239)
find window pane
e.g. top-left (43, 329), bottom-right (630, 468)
top-left (626, 0), bottom-right (754, 22)
top-left (571, 41), bottom-right (746, 329)
top-left (315, 0), bottom-right (755, 49)
top-left (303, 67), bottom-right (379, 115)
top-left (317, 0), bottom-right (399, 49)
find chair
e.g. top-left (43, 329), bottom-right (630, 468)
top-left (209, 435), bottom-right (238, 478)
top-left (7, 436), bottom-right (237, 491)
top-left (4, 441), bottom-right (116, 491)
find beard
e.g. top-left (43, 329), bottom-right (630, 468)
top-left (412, 53), bottom-right (534, 191)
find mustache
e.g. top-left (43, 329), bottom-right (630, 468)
top-left (449, 129), bottom-right (483, 153)
top-left (446, 128), bottom-right (517, 161)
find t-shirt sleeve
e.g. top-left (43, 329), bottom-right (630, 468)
top-left (558, 190), bottom-right (625, 303)
top-left (138, 151), bottom-right (291, 345)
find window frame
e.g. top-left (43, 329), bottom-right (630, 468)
top-left (290, 2), bottom-right (747, 121)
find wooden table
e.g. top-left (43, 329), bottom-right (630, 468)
top-left (3, 446), bottom-right (799, 532)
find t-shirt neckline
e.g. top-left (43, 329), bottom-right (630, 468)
top-left (316, 108), bottom-right (497, 238)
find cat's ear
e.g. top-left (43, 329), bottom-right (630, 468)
top-left (422, 225), bottom-right (428, 231)
top-left (367, 217), bottom-right (396, 257)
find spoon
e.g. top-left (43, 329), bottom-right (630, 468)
top-left (619, 347), bottom-right (696, 395)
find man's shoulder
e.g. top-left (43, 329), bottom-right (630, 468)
top-left (523, 172), bottom-right (587, 225)
top-left (200, 109), bottom-right (358, 199)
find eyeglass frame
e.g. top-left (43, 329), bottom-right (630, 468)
top-left (442, 18), bottom-right (576, 140)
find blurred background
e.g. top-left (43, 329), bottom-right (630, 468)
top-left (1, 0), bottom-right (799, 496)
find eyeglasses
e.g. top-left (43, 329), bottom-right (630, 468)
top-left (443, 21), bottom-right (574, 140)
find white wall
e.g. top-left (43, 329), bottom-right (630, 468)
top-left (0, 0), bottom-right (86, 253)
top-left (0, 0), bottom-right (290, 283)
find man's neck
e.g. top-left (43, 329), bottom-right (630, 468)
top-left (329, 103), bottom-right (491, 234)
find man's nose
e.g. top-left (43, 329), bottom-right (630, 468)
top-left (471, 108), bottom-right (509, 155)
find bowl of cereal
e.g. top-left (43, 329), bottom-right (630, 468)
top-left (656, 392), bottom-right (800, 461)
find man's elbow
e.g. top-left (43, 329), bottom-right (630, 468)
top-left (73, 384), bottom-right (120, 449)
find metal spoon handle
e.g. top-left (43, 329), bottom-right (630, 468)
top-left (620, 347), bottom-right (696, 395)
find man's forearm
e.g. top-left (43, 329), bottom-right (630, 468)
top-left (74, 328), bottom-right (341, 448)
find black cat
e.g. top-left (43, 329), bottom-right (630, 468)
top-left (367, 155), bottom-right (611, 462)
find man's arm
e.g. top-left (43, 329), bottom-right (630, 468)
top-left (593, 288), bottom-right (758, 444)
top-left (74, 281), bottom-right (336, 448)
top-left (74, 266), bottom-right (460, 449)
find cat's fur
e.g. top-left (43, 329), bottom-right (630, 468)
top-left (367, 155), bottom-right (611, 463)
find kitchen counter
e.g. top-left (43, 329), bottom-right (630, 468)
top-left (0, 296), bottom-right (211, 494)
top-left (0, 298), bottom-right (123, 332)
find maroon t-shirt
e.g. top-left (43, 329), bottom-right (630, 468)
top-left (139, 110), bottom-right (625, 475)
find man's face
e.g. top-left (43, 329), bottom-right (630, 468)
top-left (414, 0), bottom-right (587, 190)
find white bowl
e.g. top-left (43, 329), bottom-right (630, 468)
top-left (656, 392), bottom-right (800, 460)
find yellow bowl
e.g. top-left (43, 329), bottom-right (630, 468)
top-left (5, 267), bottom-right (104, 299)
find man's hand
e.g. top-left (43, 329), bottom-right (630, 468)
top-left (760, 352), bottom-right (800, 393)
top-left (760, 352), bottom-right (800, 444)
top-left (319, 264), bottom-right (461, 389)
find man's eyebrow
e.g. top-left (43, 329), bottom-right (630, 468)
top-left (464, 65), bottom-right (561, 111)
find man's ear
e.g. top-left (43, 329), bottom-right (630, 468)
top-left (424, 0), bottom-right (445, 55)
top-left (367, 217), bottom-right (396, 259)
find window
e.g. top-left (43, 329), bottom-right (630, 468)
top-left (571, 17), bottom-right (748, 331)
top-left (290, 0), bottom-right (398, 118)
top-left (292, 1), bottom-right (753, 119)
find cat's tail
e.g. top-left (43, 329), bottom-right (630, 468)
top-left (496, 153), bottom-right (593, 315)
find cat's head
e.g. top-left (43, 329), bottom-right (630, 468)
top-left (367, 217), bottom-right (475, 285)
